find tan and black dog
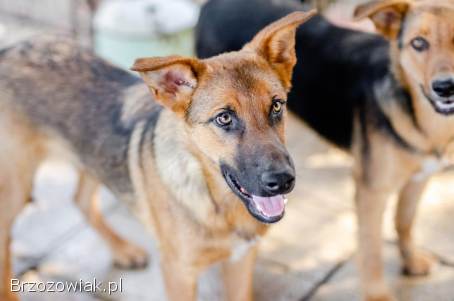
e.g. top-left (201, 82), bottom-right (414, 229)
top-left (197, 0), bottom-right (454, 300)
top-left (0, 11), bottom-right (315, 301)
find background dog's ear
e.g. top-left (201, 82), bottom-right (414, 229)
top-left (354, 0), bottom-right (411, 39)
top-left (131, 56), bottom-right (205, 116)
top-left (245, 10), bottom-right (316, 90)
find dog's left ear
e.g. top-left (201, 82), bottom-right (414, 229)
top-left (245, 10), bottom-right (316, 90)
top-left (354, 0), bottom-right (411, 39)
top-left (131, 56), bottom-right (205, 117)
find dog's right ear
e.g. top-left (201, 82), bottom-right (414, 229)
top-left (131, 56), bottom-right (205, 117)
top-left (244, 10), bottom-right (316, 91)
top-left (354, 0), bottom-right (411, 39)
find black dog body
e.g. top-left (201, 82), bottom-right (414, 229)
top-left (196, 0), bottom-right (413, 152)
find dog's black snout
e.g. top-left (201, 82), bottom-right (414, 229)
top-left (432, 78), bottom-right (454, 98)
top-left (260, 170), bottom-right (295, 195)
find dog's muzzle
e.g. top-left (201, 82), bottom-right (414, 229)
top-left (221, 164), bottom-right (295, 224)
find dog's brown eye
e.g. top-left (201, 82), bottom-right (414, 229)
top-left (411, 37), bottom-right (430, 52)
top-left (272, 101), bottom-right (283, 114)
top-left (215, 112), bottom-right (232, 127)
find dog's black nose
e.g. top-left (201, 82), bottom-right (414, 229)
top-left (260, 170), bottom-right (295, 195)
top-left (432, 78), bottom-right (454, 98)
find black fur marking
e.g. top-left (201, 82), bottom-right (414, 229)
top-left (397, 15), bottom-right (407, 49)
top-left (197, 0), bottom-right (389, 148)
top-left (138, 106), bottom-right (163, 173)
top-left (396, 85), bottom-right (422, 132)
top-left (358, 105), bottom-right (370, 172)
top-left (375, 104), bottom-right (419, 154)
top-left (364, 77), bottom-right (420, 155)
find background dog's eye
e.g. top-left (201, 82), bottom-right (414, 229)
top-left (272, 101), bottom-right (283, 114)
top-left (215, 112), bottom-right (233, 127)
top-left (411, 37), bottom-right (430, 52)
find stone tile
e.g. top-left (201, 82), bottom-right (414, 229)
top-left (415, 171), bottom-right (454, 264)
top-left (312, 245), bottom-right (454, 301)
top-left (12, 162), bottom-right (83, 275)
top-left (19, 271), bottom-right (99, 301)
top-left (286, 116), bottom-right (354, 213)
top-left (255, 203), bottom-right (355, 301)
top-left (376, 172), bottom-right (454, 264)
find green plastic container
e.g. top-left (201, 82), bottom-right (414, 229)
top-left (93, 0), bottom-right (199, 70)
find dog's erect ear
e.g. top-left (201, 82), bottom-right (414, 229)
top-left (131, 56), bottom-right (205, 116)
top-left (354, 0), bottom-right (411, 39)
top-left (244, 10), bottom-right (316, 90)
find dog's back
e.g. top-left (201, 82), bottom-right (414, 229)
top-left (197, 0), bottom-right (391, 148)
top-left (0, 36), bottom-right (155, 196)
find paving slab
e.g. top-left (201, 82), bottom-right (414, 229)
top-left (20, 271), bottom-right (99, 301)
top-left (12, 163), bottom-right (83, 275)
top-left (415, 172), bottom-right (454, 264)
top-left (312, 245), bottom-right (454, 301)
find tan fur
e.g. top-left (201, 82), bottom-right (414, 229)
top-left (0, 109), bottom-right (45, 301)
top-left (0, 11), bottom-right (315, 301)
top-left (353, 1), bottom-right (454, 300)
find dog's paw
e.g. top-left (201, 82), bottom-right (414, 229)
top-left (402, 250), bottom-right (435, 277)
top-left (113, 243), bottom-right (149, 270)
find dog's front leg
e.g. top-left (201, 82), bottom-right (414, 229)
top-left (0, 236), bottom-right (18, 301)
top-left (0, 179), bottom-right (31, 301)
top-left (160, 255), bottom-right (198, 301)
top-left (396, 178), bottom-right (435, 276)
top-left (356, 181), bottom-right (395, 301)
top-left (222, 245), bottom-right (257, 301)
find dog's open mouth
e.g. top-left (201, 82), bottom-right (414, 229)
top-left (421, 86), bottom-right (454, 115)
top-left (433, 99), bottom-right (454, 113)
top-left (222, 169), bottom-right (287, 224)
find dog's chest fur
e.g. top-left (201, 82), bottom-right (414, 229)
top-left (411, 140), bottom-right (454, 181)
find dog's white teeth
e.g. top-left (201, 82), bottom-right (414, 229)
top-left (284, 198), bottom-right (288, 205)
top-left (240, 187), bottom-right (247, 193)
top-left (437, 100), bottom-right (454, 110)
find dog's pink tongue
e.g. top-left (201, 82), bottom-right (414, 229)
top-left (251, 195), bottom-right (285, 217)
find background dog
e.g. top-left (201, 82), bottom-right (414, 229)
top-left (0, 11), bottom-right (315, 301)
top-left (197, 0), bottom-right (454, 300)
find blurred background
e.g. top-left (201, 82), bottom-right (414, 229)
top-left (0, 0), bottom-right (373, 69)
top-left (1, 0), bottom-right (454, 301)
